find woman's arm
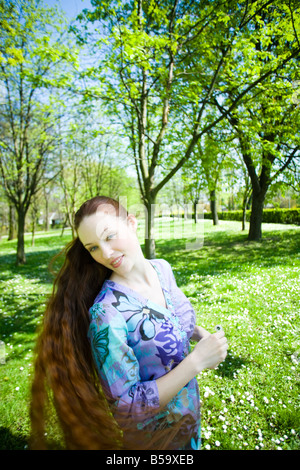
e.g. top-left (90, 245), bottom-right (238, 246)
top-left (89, 298), bottom-right (227, 415)
top-left (88, 303), bottom-right (161, 417)
top-left (156, 330), bottom-right (228, 409)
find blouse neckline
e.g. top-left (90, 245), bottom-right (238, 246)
top-left (103, 259), bottom-right (172, 315)
top-left (101, 259), bottom-right (186, 336)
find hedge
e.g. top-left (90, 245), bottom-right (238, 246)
top-left (204, 208), bottom-right (300, 225)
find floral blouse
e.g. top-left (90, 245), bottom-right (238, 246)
top-left (88, 258), bottom-right (201, 450)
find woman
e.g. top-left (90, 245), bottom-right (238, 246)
top-left (30, 196), bottom-right (227, 450)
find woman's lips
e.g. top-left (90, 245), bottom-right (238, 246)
top-left (111, 255), bottom-right (123, 268)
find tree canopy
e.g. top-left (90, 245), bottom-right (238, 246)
top-left (0, 0), bottom-right (299, 263)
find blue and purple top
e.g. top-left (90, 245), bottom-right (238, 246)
top-left (88, 258), bottom-right (201, 450)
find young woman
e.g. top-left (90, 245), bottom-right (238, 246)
top-left (30, 196), bottom-right (227, 450)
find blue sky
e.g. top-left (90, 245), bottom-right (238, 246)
top-left (44, 0), bottom-right (93, 19)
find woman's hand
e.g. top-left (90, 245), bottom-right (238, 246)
top-left (191, 325), bottom-right (211, 342)
top-left (191, 330), bottom-right (228, 373)
top-left (156, 329), bottom-right (228, 409)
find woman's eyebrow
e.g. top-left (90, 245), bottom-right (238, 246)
top-left (84, 228), bottom-right (109, 246)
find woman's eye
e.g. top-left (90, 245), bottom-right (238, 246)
top-left (89, 246), bottom-right (98, 253)
top-left (107, 233), bottom-right (116, 241)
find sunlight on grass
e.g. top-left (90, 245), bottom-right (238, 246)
top-left (0, 220), bottom-right (299, 450)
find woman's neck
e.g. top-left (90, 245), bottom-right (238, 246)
top-left (109, 257), bottom-right (155, 290)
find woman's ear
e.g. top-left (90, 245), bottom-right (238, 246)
top-left (127, 214), bottom-right (138, 232)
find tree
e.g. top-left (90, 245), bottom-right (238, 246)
top-left (213, 1), bottom-right (300, 240)
top-left (0, 0), bottom-right (78, 264)
top-left (76, 0), bottom-right (300, 256)
top-left (220, 72), bottom-right (300, 239)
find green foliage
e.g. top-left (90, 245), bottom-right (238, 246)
top-left (0, 221), bottom-right (299, 449)
top-left (204, 208), bottom-right (300, 225)
top-left (75, 0), bottom-right (300, 228)
top-left (0, 0), bottom-right (80, 263)
top-left (1, 0), bottom-right (299, 260)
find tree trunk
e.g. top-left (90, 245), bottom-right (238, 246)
top-left (248, 191), bottom-right (265, 241)
top-left (8, 203), bottom-right (16, 240)
top-left (16, 208), bottom-right (26, 265)
top-left (242, 189), bottom-right (251, 231)
top-left (44, 188), bottom-right (50, 231)
top-left (144, 198), bottom-right (156, 259)
top-left (242, 205), bottom-right (247, 231)
top-left (193, 198), bottom-right (199, 224)
top-left (31, 216), bottom-right (36, 247)
top-left (210, 189), bottom-right (219, 225)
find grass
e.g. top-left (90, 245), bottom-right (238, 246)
top-left (0, 219), bottom-right (299, 450)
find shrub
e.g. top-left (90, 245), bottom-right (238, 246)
top-left (204, 208), bottom-right (300, 225)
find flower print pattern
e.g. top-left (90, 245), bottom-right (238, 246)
top-left (121, 348), bottom-right (140, 387)
top-left (154, 321), bottom-right (183, 369)
top-left (112, 290), bottom-right (165, 341)
top-left (129, 382), bottom-right (159, 408)
top-left (191, 436), bottom-right (201, 450)
top-left (89, 323), bottom-right (109, 370)
top-left (166, 387), bottom-right (190, 423)
top-left (90, 301), bottom-right (106, 320)
top-left (93, 288), bottom-right (109, 305)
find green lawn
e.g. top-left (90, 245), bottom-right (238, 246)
top-left (0, 219), bottom-right (299, 450)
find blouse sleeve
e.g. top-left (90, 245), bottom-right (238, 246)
top-left (87, 301), bottom-right (160, 420)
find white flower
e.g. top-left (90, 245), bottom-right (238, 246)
top-left (15, 387), bottom-right (19, 391)
top-left (205, 444), bottom-right (211, 450)
top-left (263, 397), bottom-right (269, 404)
top-left (204, 386), bottom-right (215, 398)
top-left (215, 441), bottom-right (220, 447)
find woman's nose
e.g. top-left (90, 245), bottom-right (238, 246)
top-left (100, 243), bottom-right (113, 260)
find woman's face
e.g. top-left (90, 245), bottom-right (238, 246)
top-left (77, 207), bottom-right (140, 276)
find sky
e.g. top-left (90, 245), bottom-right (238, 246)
top-left (44, 0), bottom-right (93, 20)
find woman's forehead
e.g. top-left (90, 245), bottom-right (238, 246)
top-left (78, 211), bottom-right (126, 240)
top-left (95, 203), bottom-right (119, 217)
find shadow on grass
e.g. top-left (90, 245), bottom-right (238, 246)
top-left (0, 250), bottom-right (62, 355)
top-left (214, 353), bottom-right (252, 379)
top-left (0, 294), bottom-right (44, 360)
top-left (154, 229), bottom-right (300, 287)
top-left (0, 248), bottom-right (64, 285)
top-left (0, 427), bottom-right (28, 450)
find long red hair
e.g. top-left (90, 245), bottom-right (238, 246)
top-left (30, 197), bottom-right (125, 449)
top-left (30, 196), bottom-right (187, 450)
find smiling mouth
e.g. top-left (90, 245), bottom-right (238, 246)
top-left (111, 255), bottom-right (124, 268)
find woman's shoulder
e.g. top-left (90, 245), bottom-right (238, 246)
top-left (89, 282), bottom-right (119, 321)
top-left (149, 257), bottom-right (173, 272)
top-left (150, 258), bottom-right (176, 284)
